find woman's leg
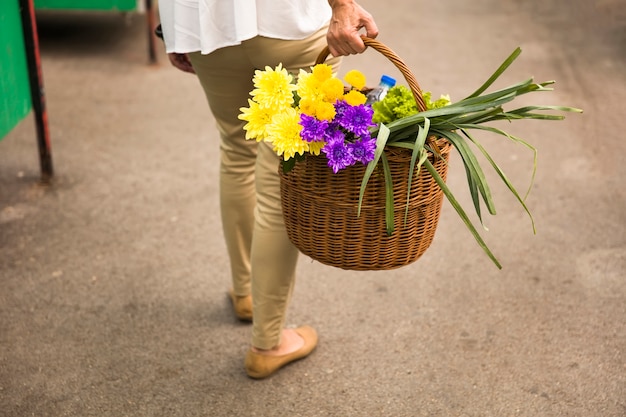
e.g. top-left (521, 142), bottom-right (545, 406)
top-left (244, 26), bottom-right (341, 351)
top-left (190, 24), bottom-right (342, 374)
top-left (188, 48), bottom-right (257, 300)
top-left (248, 142), bottom-right (300, 349)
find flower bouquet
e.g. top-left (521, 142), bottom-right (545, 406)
top-left (239, 37), bottom-right (582, 270)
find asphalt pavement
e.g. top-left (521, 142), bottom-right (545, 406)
top-left (1, 0), bottom-right (624, 416)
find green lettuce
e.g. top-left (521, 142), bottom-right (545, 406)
top-left (372, 85), bottom-right (451, 124)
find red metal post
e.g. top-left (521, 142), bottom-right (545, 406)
top-left (146, 0), bottom-right (158, 64)
top-left (19, 0), bottom-right (53, 182)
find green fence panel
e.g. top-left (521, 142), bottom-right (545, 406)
top-left (0, 1), bottom-right (32, 141)
top-left (34, 0), bottom-right (137, 11)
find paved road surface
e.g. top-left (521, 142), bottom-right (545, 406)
top-left (1, 1), bottom-right (624, 416)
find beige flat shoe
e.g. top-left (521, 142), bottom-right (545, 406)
top-left (244, 326), bottom-right (318, 379)
top-left (228, 289), bottom-right (252, 322)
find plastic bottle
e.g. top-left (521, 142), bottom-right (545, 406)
top-left (365, 75), bottom-right (396, 105)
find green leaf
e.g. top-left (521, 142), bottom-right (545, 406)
top-left (437, 130), bottom-right (484, 224)
top-left (359, 123), bottom-right (390, 217)
top-left (436, 129), bottom-right (497, 219)
top-left (404, 119), bottom-right (431, 223)
top-left (460, 128), bottom-right (537, 233)
top-left (423, 158), bottom-right (502, 269)
top-left (353, 47), bottom-right (582, 267)
top-left (381, 153), bottom-right (395, 236)
top-left (282, 157), bottom-right (296, 173)
top-left (466, 47), bottom-right (522, 98)
top-left (459, 78), bottom-right (534, 107)
top-left (404, 95), bottom-right (515, 126)
top-left (507, 105), bottom-right (583, 114)
top-left (454, 123), bottom-right (538, 202)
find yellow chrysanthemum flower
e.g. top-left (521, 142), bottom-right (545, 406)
top-left (250, 64), bottom-right (296, 110)
top-left (296, 69), bottom-right (312, 86)
top-left (296, 70), bottom-right (323, 102)
top-left (307, 140), bottom-right (326, 156)
top-left (311, 64), bottom-right (333, 82)
top-left (344, 90), bottom-right (367, 106)
top-left (315, 102), bottom-right (337, 121)
top-left (344, 70), bottom-right (366, 90)
top-left (238, 99), bottom-right (277, 141)
top-left (268, 108), bottom-right (307, 161)
top-left (298, 99), bottom-right (317, 117)
top-left (321, 78), bottom-right (345, 103)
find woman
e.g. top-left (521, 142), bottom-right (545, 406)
top-left (158, 0), bottom-right (378, 379)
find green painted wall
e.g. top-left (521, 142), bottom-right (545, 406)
top-left (0, 1), bottom-right (32, 141)
top-left (34, 0), bottom-right (137, 11)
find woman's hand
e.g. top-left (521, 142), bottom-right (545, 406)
top-left (327, 0), bottom-right (378, 56)
top-left (167, 53), bottom-right (196, 74)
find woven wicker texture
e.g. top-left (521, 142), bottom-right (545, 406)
top-left (279, 37), bottom-right (451, 270)
top-left (280, 144), bottom-right (450, 270)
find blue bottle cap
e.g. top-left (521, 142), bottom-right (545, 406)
top-left (381, 75), bottom-right (396, 87)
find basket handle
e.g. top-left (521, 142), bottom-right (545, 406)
top-left (315, 36), bottom-right (427, 112)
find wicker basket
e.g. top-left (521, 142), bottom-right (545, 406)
top-left (279, 37), bottom-right (451, 270)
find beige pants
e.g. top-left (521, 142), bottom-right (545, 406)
top-left (189, 26), bottom-right (340, 349)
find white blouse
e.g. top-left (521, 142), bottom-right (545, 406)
top-left (158, 0), bottom-right (332, 55)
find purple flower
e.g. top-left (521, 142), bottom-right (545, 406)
top-left (299, 114), bottom-right (328, 142)
top-left (324, 126), bottom-right (345, 143)
top-left (323, 137), bottom-right (355, 173)
top-left (334, 100), bottom-right (351, 119)
top-left (336, 104), bottom-right (375, 137)
top-left (349, 137), bottom-right (377, 165)
top-left (299, 100), bottom-right (376, 174)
